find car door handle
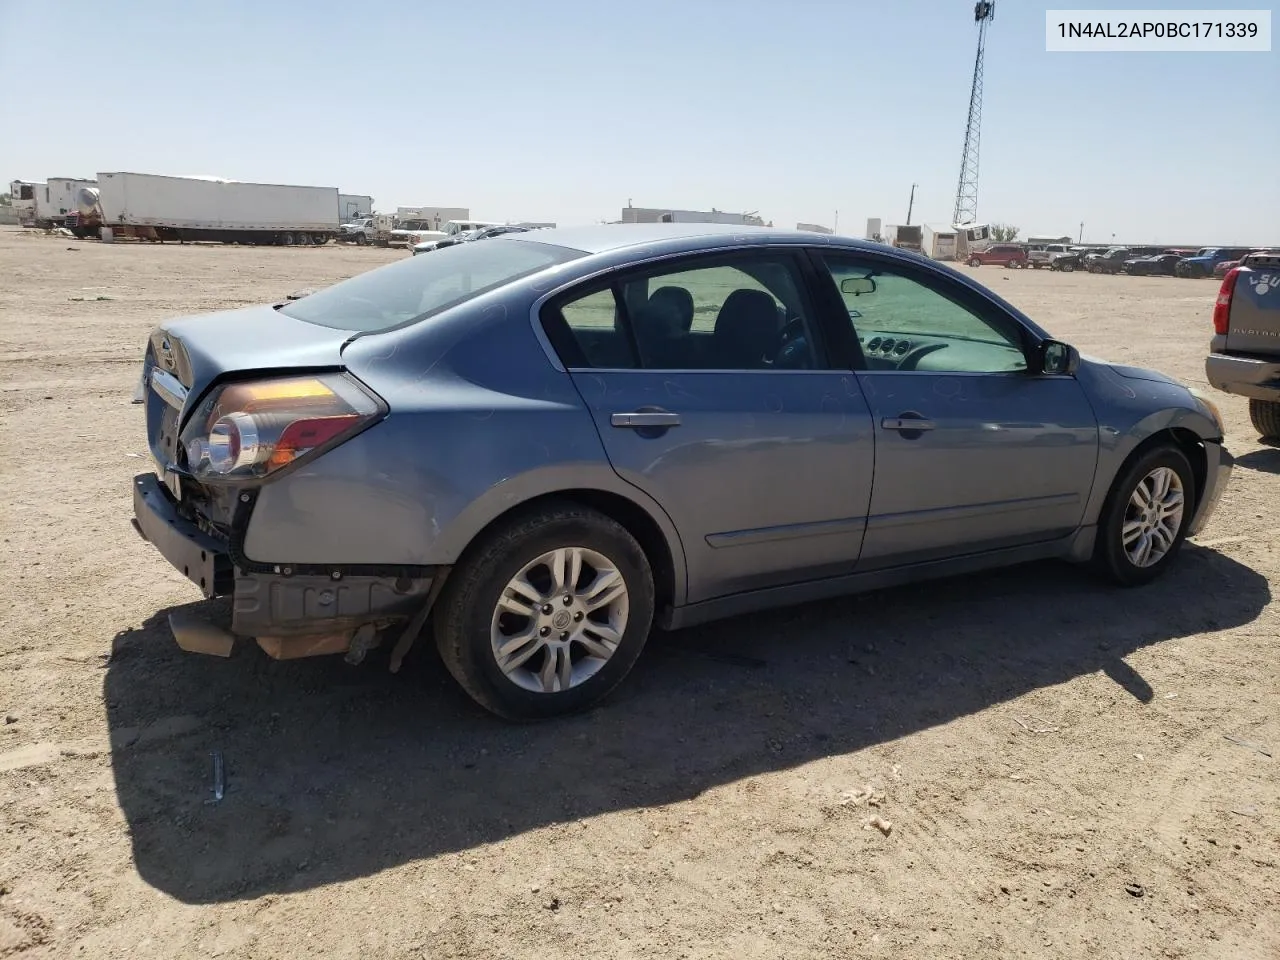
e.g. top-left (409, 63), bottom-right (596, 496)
top-left (882, 416), bottom-right (936, 432)
top-left (611, 411), bottom-right (682, 428)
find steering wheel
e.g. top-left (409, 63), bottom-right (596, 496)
top-left (774, 317), bottom-right (811, 368)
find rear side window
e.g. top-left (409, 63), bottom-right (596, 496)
top-left (543, 253), bottom-right (821, 371)
top-left (280, 238), bottom-right (584, 332)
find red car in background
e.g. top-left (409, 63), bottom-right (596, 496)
top-left (966, 243), bottom-right (1028, 268)
top-left (1214, 249), bottom-right (1275, 278)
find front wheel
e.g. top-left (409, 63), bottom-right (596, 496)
top-left (1093, 444), bottom-right (1194, 586)
top-left (434, 502), bottom-right (655, 720)
top-left (1061, 262), bottom-right (1075, 273)
top-left (968, 257), bottom-right (981, 267)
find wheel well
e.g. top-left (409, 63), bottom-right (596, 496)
top-left (459, 490), bottom-right (679, 614)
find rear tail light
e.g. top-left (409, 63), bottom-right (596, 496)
top-left (180, 374), bottom-right (382, 481)
top-left (1212, 267), bottom-right (1239, 335)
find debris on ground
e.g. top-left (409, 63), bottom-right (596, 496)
top-left (840, 784), bottom-right (885, 807)
top-left (1223, 735), bottom-right (1272, 757)
top-left (866, 817), bottom-right (894, 837)
top-left (1013, 716), bottom-right (1060, 733)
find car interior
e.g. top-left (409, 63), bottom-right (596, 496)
top-left (550, 259), bottom-right (1030, 375)
top-left (553, 262), bottom-right (817, 371)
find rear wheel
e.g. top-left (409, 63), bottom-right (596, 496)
top-left (434, 502), bottom-right (655, 720)
top-left (1249, 399), bottom-right (1280, 440)
top-left (1062, 262), bottom-right (1075, 273)
top-left (1006, 258), bottom-right (1019, 269)
top-left (280, 232), bottom-right (295, 246)
top-left (1093, 444), bottom-right (1194, 586)
top-left (355, 233), bottom-right (369, 245)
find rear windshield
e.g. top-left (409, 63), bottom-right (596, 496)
top-left (280, 238), bottom-right (585, 332)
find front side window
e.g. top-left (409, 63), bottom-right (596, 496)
top-left (545, 254), bottom-right (821, 371)
top-left (816, 254), bottom-right (1027, 374)
top-left (280, 237), bottom-right (584, 332)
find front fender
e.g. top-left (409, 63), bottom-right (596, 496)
top-left (1077, 361), bottom-right (1221, 525)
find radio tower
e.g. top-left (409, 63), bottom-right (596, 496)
top-left (952, 1), bottom-right (995, 226)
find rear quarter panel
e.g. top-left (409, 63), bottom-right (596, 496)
top-left (238, 284), bottom-right (689, 598)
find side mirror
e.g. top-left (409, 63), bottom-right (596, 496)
top-left (1038, 339), bottom-right (1080, 376)
top-left (841, 276), bottom-right (877, 296)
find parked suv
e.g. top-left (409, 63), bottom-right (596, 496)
top-left (1206, 251), bottom-right (1280, 439)
top-left (967, 244), bottom-right (1027, 268)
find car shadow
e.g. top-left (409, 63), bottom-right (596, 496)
top-left (105, 545), bottom-right (1269, 904)
top-left (1235, 447), bottom-right (1280, 475)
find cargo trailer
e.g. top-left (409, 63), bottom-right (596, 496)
top-left (921, 224), bottom-right (958, 260)
top-left (338, 193), bottom-right (373, 221)
top-left (96, 172), bottom-right (341, 245)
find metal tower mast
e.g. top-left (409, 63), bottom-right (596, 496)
top-left (952, 1), bottom-right (995, 226)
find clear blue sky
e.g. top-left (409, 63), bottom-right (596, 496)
top-left (2, 0), bottom-right (1276, 244)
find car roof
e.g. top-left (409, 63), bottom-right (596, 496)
top-left (504, 222), bottom-right (884, 256)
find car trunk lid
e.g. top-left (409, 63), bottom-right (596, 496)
top-left (1221, 254), bottom-right (1280, 356)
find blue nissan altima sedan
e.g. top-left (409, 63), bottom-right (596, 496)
top-left (132, 223), bottom-right (1233, 719)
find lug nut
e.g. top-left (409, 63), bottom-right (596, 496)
top-left (542, 604), bottom-right (553, 614)
top-left (560, 631), bottom-right (569, 640)
top-left (574, 611), bottom-right (583, 621)
top-left (540, 626), bottom-right (550, 637)
top-left (563, 595), bottom-right (573, 605)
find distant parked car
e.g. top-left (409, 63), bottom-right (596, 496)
top-left (131, 224), bottom-right (1232, 718)
top-left (1177, 247), bottom-right (1251, 279)
top-left (1085, 247), bottom-right (1131, 274)
top-left (1123, 254), bottom-right (1183, 276)
top-left (1028, 244), bottom-right (1071, 269)
top-left (1048, 247), bottom-right (1094, 273)
top-left (412, 225), bottom-right (532, 255)
top-left (967, 243), bottom-right (1027, 268)
top-left (1214, 249), bottom-right (1275, 278)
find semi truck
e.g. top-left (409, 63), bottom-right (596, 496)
top-left (95, 172), bottom-right (342, 245)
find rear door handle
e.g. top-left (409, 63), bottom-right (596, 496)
top-left (611, 411), bottom-right (682, 428)
top-left (881, 416), bottom-right (936, 432)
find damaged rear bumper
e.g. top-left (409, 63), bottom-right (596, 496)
top-left (131, 472), bottom-right (443, 660)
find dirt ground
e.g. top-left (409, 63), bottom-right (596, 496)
top-left (1, 226), bottom-right (1276, 959)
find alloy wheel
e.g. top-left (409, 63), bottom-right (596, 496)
top-left (1122, 467), bottom-right (1185, 567)
top-left (489, 547), bottom-right (629, 694)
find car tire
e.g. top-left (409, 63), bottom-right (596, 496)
top-left (1062, 262), bottom-right (1075, 273)
top-left (433, 501), bottom-right (655, 721)
top-left (1093, 444), bottom-right (1195, 587)
top-left (1249, 399), bottom-right (1280, 440)
top-left (968, 257), bottom-right (981, 267)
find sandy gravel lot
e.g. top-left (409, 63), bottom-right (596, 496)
top-left (1, 226), bottom-right (1276, 959)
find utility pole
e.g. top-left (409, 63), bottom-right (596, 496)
top-left (1078, 222), bottom-right (1083, 243)
top-left (906, 184), bottom-right (917, 226)
top-left (834, 210), bottom-right (839, 233)
top-left (953, 1), bottom-right (996, 226)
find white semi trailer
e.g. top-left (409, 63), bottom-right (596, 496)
top-left (96, 172), bottom-right (341, 245)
